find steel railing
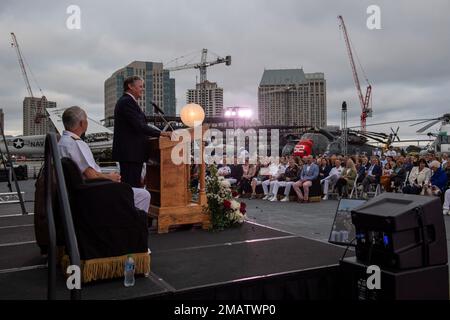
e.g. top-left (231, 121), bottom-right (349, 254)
top-left (44, 133), bottom-right (81, 300)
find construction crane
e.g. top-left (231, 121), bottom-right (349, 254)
top-left (10, 32), bottom-right (46, 124)
top-left (10, 33), bottom-right (33, 97)
top-left (166, 49), bottom-right (231, 83)
top-left (338, 15), bottom-right (372, 132)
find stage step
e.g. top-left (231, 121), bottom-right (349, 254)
top-left (0, 243), bottom-right (43, 271)
top-left (0, 201), bottom-right (35, 216)
top-left (0, 225), bottom-right (35, 244)
top-left (0, 214), bottom-right (34, 227)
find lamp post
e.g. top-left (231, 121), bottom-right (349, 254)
top-left (180, 103), bottom-right (205, 128)
top-left (180, 103), bottom-right (206, 204)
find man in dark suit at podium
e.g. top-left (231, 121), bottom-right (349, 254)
top-left (112, 76), bottom-right (170, 188)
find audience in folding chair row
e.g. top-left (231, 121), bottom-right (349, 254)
top-left (203, 150), bottom-right (449, 215)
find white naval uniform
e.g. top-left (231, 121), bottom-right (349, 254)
top-left (58, 130), bottom-right (151, 212)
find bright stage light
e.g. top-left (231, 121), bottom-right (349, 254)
top-left (224, 106), bottom-right (253, 119)
top-left (237, 108), bottom-right (252, 118)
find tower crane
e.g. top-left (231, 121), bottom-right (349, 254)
top-left (166, 48), bottom-right (231, 83)
top-left (338, 15), bottom-right (372, 132)
top-left (10, 32), bottom-right (46, 124)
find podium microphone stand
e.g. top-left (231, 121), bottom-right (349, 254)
top-left (152, 102), bottom-right (174, 132)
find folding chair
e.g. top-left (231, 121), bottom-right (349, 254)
top-left (367, 183), bottom-right (381, 198)
top-left (322, 178), bottom-right (338, 200)
top-left (349, 174), bottom-right (359, 199)
top-left (402, 171), bottom-right (410, 189)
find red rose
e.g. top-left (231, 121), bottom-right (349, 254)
top-left (223, 200), bottom-right (231, 209)
top-left (240, 202), bottom-right (246, 214)
top-left (231, 191), bottom-right (238, 197)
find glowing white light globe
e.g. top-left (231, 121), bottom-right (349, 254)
top-left (180, 103), bottom-right (205, 127)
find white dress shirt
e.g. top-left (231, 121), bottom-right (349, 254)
top-left (58, 131), bottom-right (101, 173)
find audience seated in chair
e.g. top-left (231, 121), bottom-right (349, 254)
top-left (402, 158), bottom-right (431, 195)
top-left (250, 160), bottom-right (269, 199)
top-left (318, 158), bottom-right (332, 181)
top-left (240, 152), bottom-right (448, 210)
top-left (236, 159), bottom-right (257, 198)
top-left (335, 159), bottom-right (357, 198)
top-left (423, 160), bottom-right (448, 197)
top-left (321, 159), bottom-right (344, 200)
top-left (390, 159), bottom-right (406, 192)
top-left (356, 156), bottom-right (370, 183)
top-left (261, 157), bottom-right (287, 200)
top-left (269, 157), bottom-right (300, 202)
top-left (361, 157), bottom-right (382, 199)
top-left (293, 156), bottom-right (319, 202)
top-left (217, 162), bottom-right (234, 184)
top-left (217, 157), bottom-right (244, 187)
top-left (380, 162), bottom-right (393, 192)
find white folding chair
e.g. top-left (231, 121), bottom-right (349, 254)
top-left (367, 183), bottom-right (381, 198)
top-left (402, 171), bottom-right (410, 189)
top-left (322, 177), bottom-right (338, 200)
top-left (327, 185), bottom-right (339, 199)
top-left (349, 174), bottom-right (359, 199)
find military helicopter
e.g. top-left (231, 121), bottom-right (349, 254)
top-left (344, 114), bottom-right (450, 154)
top-left (410, 113), bottom-right (450, 153)
top-left (281, 126), bottom-right (393, 157)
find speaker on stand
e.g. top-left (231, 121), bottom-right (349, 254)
top-left (340, 193), bottom-right (449, 300)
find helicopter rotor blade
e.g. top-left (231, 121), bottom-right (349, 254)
top-left (349, 118), bottom-right (434, 129)
top-left (410, 118), bottom-right (439, 127)
top-left (416, 120), bottom-right (441, 133)
top-left (396, 126), bottom-right (401, 142)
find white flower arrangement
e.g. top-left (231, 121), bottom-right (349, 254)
top-left (205, 165), bottom-right (246, 230)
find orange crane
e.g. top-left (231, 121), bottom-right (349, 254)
top-left (338, 15), bottom-right (372, 132)
top-left (10, 32), bottom-right (46, 124)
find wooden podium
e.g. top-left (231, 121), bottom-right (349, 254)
top-left (145, 127), bottom-right (210, 233)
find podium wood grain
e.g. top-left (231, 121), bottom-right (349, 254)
top-left (146, 127), bottom-right (210, 233)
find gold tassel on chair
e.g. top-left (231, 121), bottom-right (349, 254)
top-left (61, 252), bottom-right (150, 283)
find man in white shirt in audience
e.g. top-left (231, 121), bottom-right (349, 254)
top-left (321, 159), bottom-right (344, 200)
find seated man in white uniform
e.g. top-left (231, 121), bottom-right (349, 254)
top-left (58, 106), bottom-right (151, 213)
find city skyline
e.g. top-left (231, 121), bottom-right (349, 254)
top-left (0, 0), bottom-right (449, 140)
top-left (104, 60), bottom-right (176, 121)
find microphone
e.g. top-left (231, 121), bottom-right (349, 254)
top-left (151, 102), bottom-right (165, 115)
top-left (151, 101), bottom-right (174, 131)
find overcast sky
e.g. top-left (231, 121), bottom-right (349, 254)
top-left (1, 0), bottom-right (449, 142)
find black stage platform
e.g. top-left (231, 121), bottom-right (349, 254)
top-left (0, 217), bottom-right (351, 300)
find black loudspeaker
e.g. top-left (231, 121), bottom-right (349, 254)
top-left (351, 193), bottom-right (448, 270)
top-left (340, 257), bottom-right (449, 300)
